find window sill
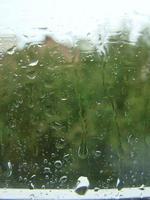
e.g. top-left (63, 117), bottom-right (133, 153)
top-left (0, 187), bottom-right (148, 200)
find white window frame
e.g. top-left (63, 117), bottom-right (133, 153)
top-left (0, 187), bottom-right (148, 200)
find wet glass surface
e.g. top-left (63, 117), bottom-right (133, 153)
top-left (0, 0), bottom-right (150, 191)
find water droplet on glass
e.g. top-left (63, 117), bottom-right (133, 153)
top-left (43, 159), bottom-right (48, 165)
top-left (59, 175), bottom-right (68, 184)
top-left (94, 187), bottom-right (100, 191)
top-left (18, 176), bottom-right (23, 182)
top-left (26, 74), bottom-right (36, 80)
top-left (116, 178), bottom-right (124, 191)
top-left (99, 170), bottom-right (104, 174)
top-left (6, 161), bottom-right (12, 177)
top-left (56, 138), bottom-right (65, 150)
top-left (30, 174), bottom-right (36, 180)
top-left (51, 153), bottom-right (56, 158)
top-left (139, 184), bottom-right (145, 190)
top-left (75, 176), bottom-right (90, 195)
top-left (21, 65), bottom-right (27, 69)
top-left (23, 162), bottom-right (28, 168)
top-left (28, 60), bottom-right (39, 67)
top-left (28, 181), bottom-right (35, 189)
top-left (94, 150), bottom-right (101, 158)
top-left (7, 46), bottom-right (16, 55)
top-left (41, 185), bottom-right (46, 189)
top-left (63, 154), bottom-right (70, 162)
top-left (45, 175), bottom-right (49, 180)
top-left (43, 167), bottom-right (51, 174)
top-left (61, 98), bottom-right (67, 101)
top-left (54, 160), bottom-right (62, 169)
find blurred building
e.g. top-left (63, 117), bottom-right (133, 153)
top-left (43, 36), bottom-right (80, 63)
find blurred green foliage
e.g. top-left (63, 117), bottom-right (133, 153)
top-left (0, 28), bottom-right (150, 188)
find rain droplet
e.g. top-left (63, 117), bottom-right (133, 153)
top-left (28, 60), bottom-right (39, 67)
top-left (94, 150), bottom-right (101, 158)
top-left (30, 174), bottom-right (36, 180)
top-left (75, 176), bottom-right (90, 195)
top-left (43, 159), bottom-right (48, 165)
top-left (51, 153), bottom-right (56, 158)
top-left (43, 167), bottom-right (51, 174)
top-left (21, 65), bottom-right (27, 69)
top-left (63, 154), bottom-right (70, 162)
top-left (7, 46), bottom-right (16, 55)
top-left (41, 185), bottom-right (46, 189)
top-left (26, 74), bottom-right (36, 80)
top-left (139, 184), bottom-right (145, 190)
top-left (24, 177), bottom-right (28, 183)
top-left (54, 160), bottom-right (62, 169)
top-left (61, 98), bottom-right (67, 101)
top-left (116, 178), bottom-right (124, 191)
top-left (28, 181), bottom-right (35, 189)
top-left (59, 176), bottom-right (68, 184)
top-left (23, 162), bottom-right (28, 168)
top-left (18, 176), bottom-right (23, 182)
top-left (56, 138), bottom-right (65, 150)
top-left (94, 187), bottom-right (100, 191)
top-left (6, 161), bottom-right (12, 177)
top-left (45, 175), bottom-right (49, 180)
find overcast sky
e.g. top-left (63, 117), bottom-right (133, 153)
top-left (0, 0), bottom-right (150, 46)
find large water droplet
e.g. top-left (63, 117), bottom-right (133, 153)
top-left (75, 176), bottom-right (90, 195)
top-left (28, 60), bottom-right (39, 67)
top-left (94, 187), bottom-right (100, 191)
top-left (139, 184), bottom-right (145, 190)
top-left (54, 160), bottom-right (62, 169)
top-left (30, 174), bottom-right (36, 180)
top-left (63, 154), bottom-right (71, 162)
top-left (7, 46), bottom-right (16, 55)
top-left (6, 161), bottom-right (12, 177)
top-left (28, 181), bottom-right (35, 189)
top-left (116, 178), bottom-right (124, 191)
top-left (59, 175), bottom-right (68, 184)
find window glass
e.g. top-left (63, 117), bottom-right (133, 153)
top-left (0, 0), bottom-right (150, 190)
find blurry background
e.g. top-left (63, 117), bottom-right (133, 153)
top-left (0, 0), bottom-right (150, 190)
